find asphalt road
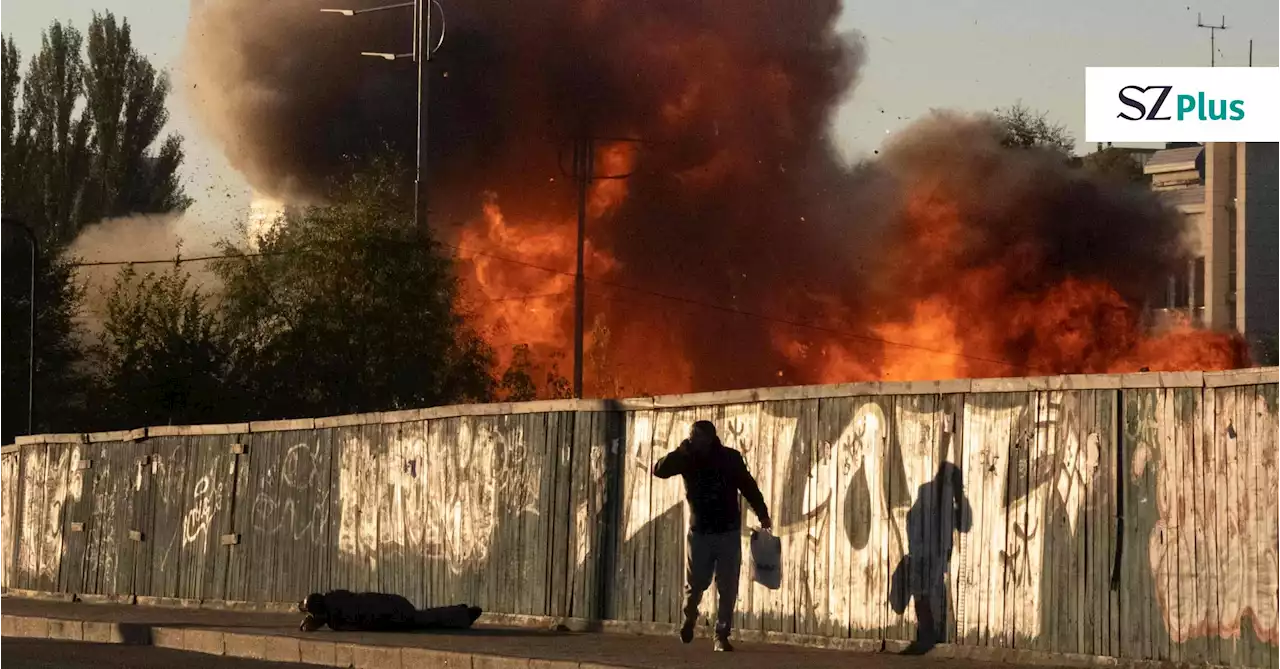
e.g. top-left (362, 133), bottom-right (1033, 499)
top-left (1, 638), bottom-right (313, 669)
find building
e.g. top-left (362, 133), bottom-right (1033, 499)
top-left (246, 193), bottom-right (288, 251)
top-left (1144, 142), bottom-right (1279, 361)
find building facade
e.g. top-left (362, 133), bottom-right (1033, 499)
top-left (1144, 142), bottom-right (1279, 362)
top-left (246, 193), bottom-right (289, 251)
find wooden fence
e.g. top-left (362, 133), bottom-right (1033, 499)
top-left (2, 369), bottom-right (1277, 666)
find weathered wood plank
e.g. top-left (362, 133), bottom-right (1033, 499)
top-left (936, 392), bottom-right (965, 647)
top-left (704, 403), bottom-right (756, 634)
top-left (546, 412), bottom-right (570, 617)
top-left (1102, 391), bottom-right (1121, 660)
top-left (1071, 390), bottom-right (1092, 656)
top-left (724, 403), bottom-right (762, 633)
top-left (1162, 387), bottom-right (1181, 662)
top-left (59, 443), bottom-right (93, 596)
top-left (1122, 388), bottom-right (1160, 661)
top-left (1177, 388), bottom-right (1208, 663)
top-left (961, 392), bottom-right (1005, 647)
top-left (1236, 385), bottom-right (1257, 667)
top-left (422, 418), bottom-right (450, 608)
top-left (1, 452), bottom-right (21, 590)
top-left (628, 410), bottom-right (656, 623)
top-left (1081, 391), bottom-right (1100, 657)
top-left (145, 438), bottom-right (189, 599)
top-left (1004, 392), bottom-right (1033, 648)
top-left (814, 398), bottom-right (843, 639)
top-left (127, 439), bottom-right (157, 598)
top-left (756, 401), bottom-right (793, 634)
top-left (1264, 383), bottom-right (1280, 669)
top-left (816, 398), bottom-right (852, 639)
top-left (1199, 388), bottom-right (1222, 665)
top-left (1032, 390), bottom-right (1055, 653)
top-left (648, 408), bottom-right (681, 625)
top-left (1244, 386), bottom-right (1274, 669)
top-left (1215, 387), bottom-right (1242, 666)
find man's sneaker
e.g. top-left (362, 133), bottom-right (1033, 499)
top-left (714, 637), bottom-right (734, 652)
top-left (679, 618), bottom-right (695, 644)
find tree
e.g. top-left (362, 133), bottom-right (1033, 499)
top-left (95, 265), bottom-right (235, 428)
top-left (499, 345), bottom-right (539, 402)
top-left (992, 105), bottom-right (1149, 184)
top-left (214, 152), bottom-right (496, 420)
top-left (2, 13), bottom-right (189, 247)
top-left (993, 103), bottom-right (1075, 157)
top-left (1081, 144), bottom-right (1147, 184)
top-left (2, 13), bottom-right (191, 439)
top-left (497, 344), bottom-right (573, 402)
top-left (1, 229), bottom-right (89, 442)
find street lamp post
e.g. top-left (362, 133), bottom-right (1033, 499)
top-left (321, 0), bottom-right (444, 237)
top-left (2, 217), bottom-right (38, 435)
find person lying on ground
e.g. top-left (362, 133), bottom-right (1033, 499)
top-left (298, 590), bottom-right (483, 632)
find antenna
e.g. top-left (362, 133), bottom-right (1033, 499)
top-left (1195, 13), bottom-right (1228, 67)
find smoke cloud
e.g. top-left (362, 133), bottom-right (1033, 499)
top-left (67, 214), bottom-right (222, 335)
top-left (185, 0), bottom-right (1246, 395)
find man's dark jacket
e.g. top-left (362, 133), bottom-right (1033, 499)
top-left (313, 590), bottom-right (417, 631)
top-left (652, 439), bottom-right (770, 534)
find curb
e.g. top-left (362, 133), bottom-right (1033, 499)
top-left (1, 614), bottom-right (152, 645)
top-left (0, 598), bottom-right (1233, 669)
top-left (1, 614), bottom-right (625, 669)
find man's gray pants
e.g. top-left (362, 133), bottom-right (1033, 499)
top-left (683, 529), bottom-right (741, 638)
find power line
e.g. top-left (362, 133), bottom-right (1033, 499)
top-left (69, 250), bottom-right (286, 267)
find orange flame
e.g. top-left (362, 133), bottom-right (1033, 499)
top-left (771, 182), bottom-right (1248, 386)
top-left (458, 153), bottom-right (1248, 398)
top-left (456, 143), bottom-right (636, 385)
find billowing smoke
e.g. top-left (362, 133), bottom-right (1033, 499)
top-left (186, 0), bottom-right (1246, 395)
top-left (776, 114), bottom-right (1248, 383)
top-left (67, 214), bottom-right (221, 335)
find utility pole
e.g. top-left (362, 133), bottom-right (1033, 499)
top-left (1196, 13), bottom-right (1228, 67)
top-left (560, 135), bottom-right (643, 399)
top-left (414, 0), bottom-right (431, 238)
top-left (572, 137), bottom-right (592, 399)
top-left (321, 0), bottom-right (444, 237)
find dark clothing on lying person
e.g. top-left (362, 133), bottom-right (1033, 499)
top-left (300, 590), bottom-right (482, 632)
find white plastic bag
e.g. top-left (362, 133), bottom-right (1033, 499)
top-left (750, 528), bottom-right (782, 590)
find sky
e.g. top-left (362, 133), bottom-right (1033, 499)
top-left (2, 0), bottom-right (1277, 254)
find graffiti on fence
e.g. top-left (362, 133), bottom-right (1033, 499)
top-left (250, 442), bottom-right (330, 543)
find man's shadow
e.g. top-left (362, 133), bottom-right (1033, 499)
top-left (888, 461), bottom-right (972, 655)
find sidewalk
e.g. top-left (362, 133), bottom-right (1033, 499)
top-left (1, 596), bottom-right (1052, 669)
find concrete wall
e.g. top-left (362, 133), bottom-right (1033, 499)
top-left (2, 369), bottom-right (1278, 666)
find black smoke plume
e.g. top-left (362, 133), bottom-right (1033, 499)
top-left (186, 0), bottom-right (1241, 394)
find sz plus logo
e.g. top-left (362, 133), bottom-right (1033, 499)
top-left (1085, 67), bottom-right (1279, 143)
top-left (1115, 85), bottom-right (1244, 122)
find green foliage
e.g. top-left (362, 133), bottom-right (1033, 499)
top-left (1081, 145), bottom-right (1147, 184)
top-left (96, 265), bottom-right (234, 428)
top-left (993, 103), bottom-right (1075, 157)
top-left (2, 12), bottom-right (190, 439)
top-left (2, 13), bottom-right (189, 248)
top-left (214, 152), bottom-right (497, 419)
top-left (0, 234), bottom-right (90, 442)
top-left (499, 344), bottom-right (540, 402)
top-left (993, 105), bottom-right (1150, 185)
